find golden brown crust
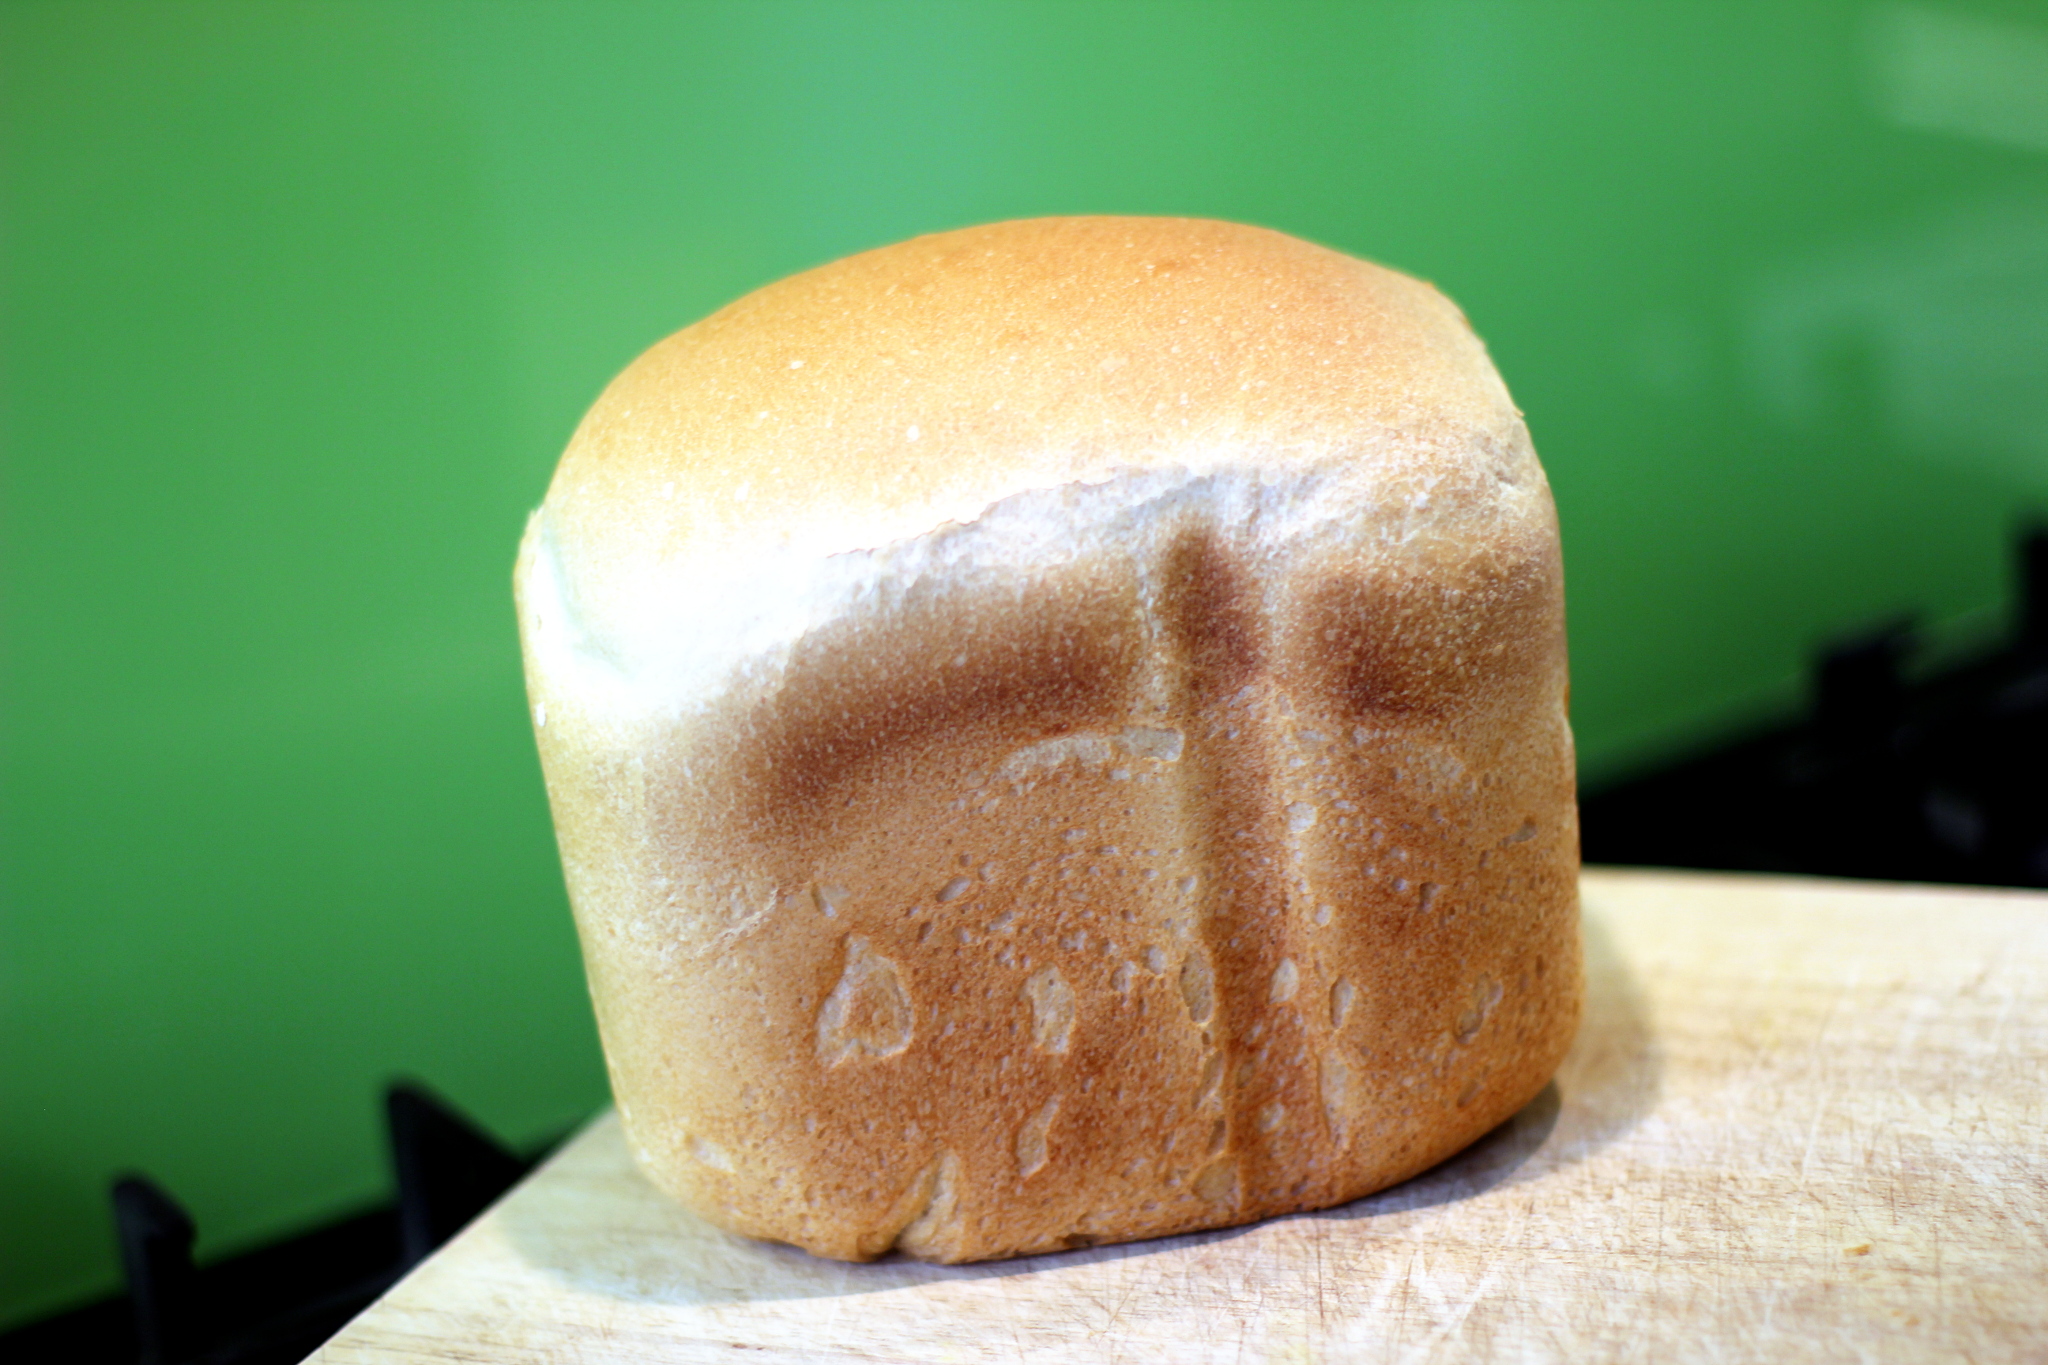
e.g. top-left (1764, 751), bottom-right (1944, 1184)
top-left (516, 217), bottom-right (1581, 1263)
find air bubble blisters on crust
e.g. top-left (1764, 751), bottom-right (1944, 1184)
top-left (817, 937), bottom-right (914, 1064)
top-left (1016, 1099), bottom-right (1061, 1178)
top-left (1179, 950), bottom-right (1217, 1025)
top-left (1023, 967), bottom-right (1076, 1054)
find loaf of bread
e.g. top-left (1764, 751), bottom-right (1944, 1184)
top-left (515, 217), bottom-right (1581, 1263)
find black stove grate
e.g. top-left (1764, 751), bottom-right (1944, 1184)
top-left (1, 1082), bottom-right (551, 1365)
top-left (1582, 527), bottom-right (2048, 890)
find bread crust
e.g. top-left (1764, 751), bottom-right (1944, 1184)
top-left (516, 217), bottom-right (1581, 1262)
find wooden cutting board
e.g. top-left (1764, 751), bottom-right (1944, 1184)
top-left (310, 869), bottom-right (2048, 1363)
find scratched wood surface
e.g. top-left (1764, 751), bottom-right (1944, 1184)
top-left (310, 869), bottom-right (2048, 1363)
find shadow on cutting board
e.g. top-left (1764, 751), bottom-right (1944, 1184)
top-left (499, 909), bottom-right (1657, 1306)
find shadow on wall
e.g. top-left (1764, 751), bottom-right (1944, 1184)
top-left (1747, 192), bottom-right (2048, 503)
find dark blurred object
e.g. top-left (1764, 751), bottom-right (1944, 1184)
top-left (111, 1179), bottom-right (196, 1365)
top-left (387, 1082), bottom-right (529, 1271)
top-left (0, 1084), bottom-right (546, 1365)
top-left (1582, 527), bottom-right (2048, 888)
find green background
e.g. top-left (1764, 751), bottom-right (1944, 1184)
top-left (4, 0), bottom-right (2045, 1327)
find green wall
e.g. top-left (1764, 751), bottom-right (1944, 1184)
top-left (4, 0), bottom-right (2044, 1327)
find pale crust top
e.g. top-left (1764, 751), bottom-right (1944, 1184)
top-left (540, 216), bottom-right (1526, 658)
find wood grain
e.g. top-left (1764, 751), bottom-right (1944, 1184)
top-left (310, 869), bottom-right (2048, 1363)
